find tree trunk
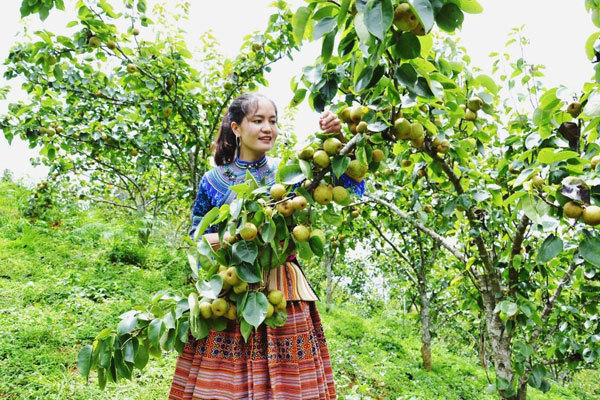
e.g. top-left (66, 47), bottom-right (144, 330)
top-left (418, 284), bottom-right (433, 371)
top-left (517, 375), bottom-right (528, 400)
top-left (480, 284), bottom-right (515, 400)
top-left (325, 255), bottom-right (333, 313)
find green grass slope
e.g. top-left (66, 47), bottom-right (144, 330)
top-left (0, 180), bottom-right (598, 400)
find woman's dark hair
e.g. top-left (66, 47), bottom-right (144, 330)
top-left (213, 93), bottom-right (278, 166)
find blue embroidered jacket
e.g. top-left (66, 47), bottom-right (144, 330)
top-left (189, 155), bottom-right (366, 238)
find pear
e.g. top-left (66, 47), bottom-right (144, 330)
top-left (127, 63), bottom-right (137, 74)
top-left (411, 23), bottom-right (426, 36)
top-left (567, 101), bottom-right (582, 118)
top-left (88, 36), bottom-right (101, 48)
top-left (270, 183), bottom-right (286, 200)
top-left (467, 97), bottom-right (483, 112)
top-left (372, 149), bottom-right (385, 163)
top-left (357, 121), bottom-right (368, 133)
top-left (464, 109), bottom-right (477, 121)
top-left (132, 28), bottom-right (140, 36)
top-left (275, 299), bottom-right (287, 312)
top-left (313, 184), bottom-right (333, 205)
top-left (394, 117), bottom-right (411, 139)
top-left (409, 122), bottom-right (424, 140)
top-left (211, 298), bottom-right (229, 317)
top-left (293, 225), bottom-right (310, 242)
top-left (401, 159), bottom-right (413, 168)
top-left (393, 3), bottom-right (418, 31)
top-left (591, 155), bottom-right (600, 169)
top-left (340, 107), bottom-right (353, 123)
top-left (424, 204), bottom-right (433, 213)
top-left (411, 135), bottom-right (425, 149)
top-left (583, 205), bottom-right (600, 226)
top-left (563, 201), bottom-right (583, 219)
top-left (313, 150), bottom-right (331, 169)
top-left (107, 40), bottom-right (117, 50)
top-left (266, 303), bottom-right (275, 318)
top-left (268, 290), bottom-right (284, 305)
top-left (225, 304), bottom-right (237, 320)
top-left (332, 186), bottom-right (349, 204)
top-left (349, 122), bottom-right (359, 135)
top-left (431, 137), bottom-right (441, 148)
top-left (351, 209), bottom-right (360, 218)
top-left (417, 168), bottom-right (427, 178)
top-left (436, 140), bottom-right (450, 154)
top-left (310, 229), bottom-right (326, 245)
top-left (264, 206), bottom-right (273, 218)
top-left (218, 270), bottom-right (232, 291)
top-left (291, 195), bottom-right (308, 211)
top-left (224, 267), bottom-right (240, 286)
top-left (297, 147), bottom-right (314, 160)
top-left (323, 138), bottom-right (343, 155)
top-left (233, 281), bottom-right (248, 294)
top-left (199, 302), bottom-right (213, 319)
top-left (276, 200), bottom-right (294, 216)
top-left (350, 106), bottom-right (365, 123)
top-left (218, 265), bottom-right (228, 273)
top-left (345, 160), bottom-right (368, 182)
top-left (240, 222), bottom-right (258, 241)
top-left (531, 175), bottom-right (545, 188)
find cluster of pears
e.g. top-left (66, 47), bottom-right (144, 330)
top-left (267, 289), bottom-right (287, 316)
top-left (339, 104), bottom-right (368, 135)
top-left (561, 155), bottom-right (600, 226)
top-left (393, 3), bottom-right (426, 36)
top-left (218, 265), bottom-right (249, 294)
top-left (464, 97), bottom-right (483, 122)
top-left (39, 124), bottom-right (63, 137)
top-left (393, 116), bottom-right (450, 155)
top-left (292, 224), bottom-right (326, 245)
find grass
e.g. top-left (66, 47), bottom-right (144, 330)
top-left (0, 179), bottom-right (599, 399)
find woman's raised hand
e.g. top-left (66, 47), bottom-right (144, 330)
top-left (319, 110), bottom-right (342, 134)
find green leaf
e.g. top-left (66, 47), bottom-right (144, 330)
top-left (114, 349), bottom-right (132, 380)
top-left (78, 345), bottom-right (93, 379)
top-left (355, 65), bottom-right (374, 92)
top-left (580, 235), bottom-right (600, 268)
top-left (309, 236), bottom-right (324, 256)
top-left (193, 207), bottom-right (220, 242)
top-left (472, 74), bottom-right (499, 94)
top-left (338, 0), bottom-right (351, 26)
top-left (321, 30), bottom-right (336, 63)
top-left (395, 63), bottom-right (418, 88)
top-left (435, 3), bottom-right (464, 32)
top-left (586, 31), bottom-right (600, 60)
top-left (456, 0), bottom-right (483, 14)
top-left (537, 234), bottom-right (563, 263)
top-left (518, 194), bottom-right (550, 225)
top-left (229, 182), bottom-right (251, 196)
top-left (232, 241), bottom-right (258, 265)
top-left (299, 159), bottom-right (313, 180)
top-left (313, 16), bottom-right (337, 39)
top-left (237, 263), bottom-right (262, 283)
top-left (331, 156), bottom-right (351, 178)
top-left (148, 319), bottom-right (164, 349)
top-left (410, 0), bottom-right (434, 33)
top-left (117, 315), bottom-right (138, 335)
top-left (240, 318), bottom-right (253, 342)
top-left (397, 32), bottom-right (421, 59)
top-left (261, 219), bottom-right (276, 243)
top-left (123, 340), bottom-right (135, 363)
top-left (277, 164), bottom-right (304, 185)
top-left (364, 0), bottom-right (393, 41)
top-left (323, 208), bottom-right (343, 226)
top-left (134, 343), bottom-right (149, 370)
top-left (297, 241), bottom-right (314, 259)
top-left (293, 6), bottom-right (312, 43)
top-left (198, 274), bottom-right (223, 299)
top-left (499, 301), bottom-right (518, 317)
top-left (537, 148), bottom-right (579, 164)
top-left (242, 292), bottom-right (269, 328)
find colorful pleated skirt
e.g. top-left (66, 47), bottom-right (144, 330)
top-left (168, 300), bottom-right (337, 400)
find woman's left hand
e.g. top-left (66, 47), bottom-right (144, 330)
top-left (319, 110), bottom-right (342, 134)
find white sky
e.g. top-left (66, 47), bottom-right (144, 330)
top-left (0, 0), bottom-right (595, 183)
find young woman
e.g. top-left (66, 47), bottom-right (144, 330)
top-left (169, 93), bottom-right (361, 400)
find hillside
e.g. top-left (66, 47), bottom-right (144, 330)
top-left (0, 179), bottom-right (598, 400)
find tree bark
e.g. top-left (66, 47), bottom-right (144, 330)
top-left (325, 255), bottom-right (334, 313)
top-left (418, 283), bottom-right (433, 371)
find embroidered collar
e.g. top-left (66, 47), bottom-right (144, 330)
top-left (234, 155), bottom-right (268, 170)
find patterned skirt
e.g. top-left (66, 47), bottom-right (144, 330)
top-left (168, 300), bottom-right (337, 400)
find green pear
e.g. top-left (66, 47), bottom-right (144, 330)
top-left (297, 147), bottom-right (314, 160)
top-left (357, 121), bottom-right (368, 133)
top-left (233, 281), bottom-right (248, 294)
top-left (467, 97), bottom-right (483, 112)
top-left (211, 298), bottom-right (229, 317)
top-left (293, 225), bottom-right (310, 242)
top-left (567, 101), bottom-right (582, 118)
top-left (323, 138), bottom-right (343, 155)
top-left (590, 155), bottom-right (600, 169)
top-left (270, 183), bottom-right (286, 200)
top-left (563, 201), bottom-right (583, 219)
top-left (409, 122), bottom-right (424, 140)
top-left (199, 302), bottom-right (213, 319)
top-left (464, 109), bottom-right (477, 121)
top-left (224, 267), bottom-right (240, 286)
top-left (313, 150), bottom-right (331, 169)
top-left (583, 205), bottom-right (600, 226)
top-left (276, 200), bottom-right (294, 216)
top-left (239, 222), bottom-right (258, 241)
top-left (372, 149), bottom-right (384, 162)
top-left (313, 184), bottom-right (333, 205)
top-left (268, 290), bottom-right (284, 305)
top-left (332, 186), bottom-right (349, 204)
top-left (291, 195), bottom-right (307, 211)
top-left (394, 117), bottom-right (411, 139)
top-left (345, 160), bottom-right (368, 182)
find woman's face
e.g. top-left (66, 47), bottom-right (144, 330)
top-left (232, 98), bottom-right (278, 161)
